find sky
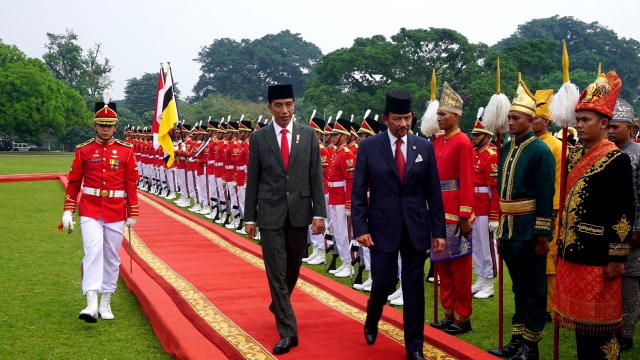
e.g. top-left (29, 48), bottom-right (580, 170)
top-left (2, 0), bottom-right (639, 101)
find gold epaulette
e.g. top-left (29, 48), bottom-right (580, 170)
top-left (115, 139), bottom-right (134, 147)
top-left (319, 143), bottom-right (325, 149)
top-left (76, 139), bottom-right (93, 148)
top-left (342, 147), bottom-right (350, 153)
top-left (486, 147), bottom-right (496, 156)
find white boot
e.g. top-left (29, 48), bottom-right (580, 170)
top-left (471, 276), bottom-right (486, 294)
top-left (307, 249), bottom-right (326, 265)
top-left (362, 276), bottom-right (373, 292)
top-left (79, 290), bottom-right (98, 323)
top-left (390, 295), bottom-right (404, 306)
top-left (474, 279), bottom-right (495, 299)
top-left (334, 263), bottom-right (353, 278)
top-left (387, 286), bottom-right (403, 301)
top-left (329, 262), bottom-right (346, 275)
top-left (302, 247), bottom-right (318, 263)
top-left (188, 202), bottom-right (201, 212)
top-left (99, 292), bottom-right (115, 320)
top-left (166, 191), bottom-right (177, 200)
top-left (225, 216), bottom-right (239, 229)
top-left (199, 205), bottom-right (212, 215)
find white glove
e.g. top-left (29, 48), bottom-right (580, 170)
top-left (489, 221), bottom-right (499, 232)
top-left (345, 209), bottom-right (351, 217)
top-left (126, 217), bottom-right (138, 226)
top-left (61, 210), bottom-right (74, 233)
top-left (173, 144), bottom-right (179, 151)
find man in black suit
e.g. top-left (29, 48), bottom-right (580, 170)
top-left (244, 84), bottom-right (326, 355)
top-left (352, 89), bottom-right (446, 360)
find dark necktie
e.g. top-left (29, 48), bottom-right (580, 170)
top-left (395, 138), bottom-right (405, 184)
top-left (281, 128), bottom-right (289, 171)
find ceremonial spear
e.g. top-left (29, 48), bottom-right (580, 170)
top-left (482, 57), bottom-right (510, 348)
top-left (549, 41), bottom-right (580, 360)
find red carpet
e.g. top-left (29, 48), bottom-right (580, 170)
top-left (50, 173), bottom-right (496, 360)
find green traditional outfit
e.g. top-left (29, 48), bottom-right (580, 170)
top-left (495, 80), bottom-right (555, 358)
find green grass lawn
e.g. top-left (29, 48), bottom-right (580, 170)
top-left (2, 154), bottom-right (639, 359)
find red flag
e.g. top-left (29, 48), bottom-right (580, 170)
top-left (152, 66), bottom-right (165, 150)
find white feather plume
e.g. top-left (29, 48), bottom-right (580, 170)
top-left (350, 114), bottom-right (354, 122)
top-left (207, 115), bottom-right (212, 122)
top-left (476, 107), bottom-right (485, 120)
top-left (328, 115), bottom-right (333, 124)
top-left (239, 114), bottom-right (245, 122)
top-left (257, 115), bottom-right (263, 123)
top-left (550, 82), bottom-right (580, 128)
top-left (364, 109), bottom-right (371, 120)
top-left (310, 109), bottom-right (316, 121)
top-left (336, 110), bottom-right (343, 121)
top-left (420, 100), bottom-right (440, 137)
top-left (103, 89), bottom-right (112, 104)
top-left (483, 93), bottom-right (511, 133)
top-left (221, 117), bottom-right (225, 122)
top-left (374, 114), bottom-right (379, 121)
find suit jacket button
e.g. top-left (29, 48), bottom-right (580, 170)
top-left (286, 192), bottom-right (290, 195)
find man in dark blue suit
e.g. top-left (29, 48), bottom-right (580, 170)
top-left (351, 89), bottom-right (446, 360)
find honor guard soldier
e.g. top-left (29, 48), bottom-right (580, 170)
top-left (174, 124), bottom-right (191, 207)
top-left (429, 82), bottom-right (475, 335)
top-left (352, 115), bottom-right (385, 291)
top-left (233, 119), bottom-right (253, 233)
top-left (469, 111), bottom-right (500, 300)
top-left (214, 121), bottom-right (229, 223)
top-left (327, 118), bottom-right (357, 278)
top-left (303, 116), bottom-right (329, 265)
top-left (489, 79), bottom-right (555, 359)
top-left (204, 120), bottom-right (220, 218)
top-left (60, 92), bottom-right (140, 323)
top-left (224, 120), bottom-right (242, 229)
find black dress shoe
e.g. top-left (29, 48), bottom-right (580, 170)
top-left (444, 321), bottom-right (471, 335)
top-left (364, 325), bottom-right (378, 345)
top-left (488, 335), bottom-right (523, 357)
top-left (406, 351), bottom-right (426, 360)
top-left (509, 340), bottom-right (538, 360)
top-left (273, 336), bottom-right (298, 355)
top-left (429, 316), bottom-right (454, 330)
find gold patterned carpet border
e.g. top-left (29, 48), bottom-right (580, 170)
top-left (136, 195), bottom-right (456, 360)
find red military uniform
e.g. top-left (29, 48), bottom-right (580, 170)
top-left (225, 139), bottom-right (241, 183)
top-left (214, 139), bottom-right (228, 179)
top-left (64, 138), bottom-right (140, 222)
top-left (473, 142), bottom-right (499, 220)
top-left (206, 137), bottom-right (218, 177)
top-left (328, 144), bottom-right (356, 210)
top-left (433, 128), bottom-right (474, 230)
top-left (320, 143), bottom-right (330, 194)
top-left (236, 139), bottom-right (249, 187)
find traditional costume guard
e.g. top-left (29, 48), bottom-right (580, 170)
top-left (430, 82), bottom-right (475, 335)
top-left (554, 71), bottom-right (634, 360)
top-left (489, 80), bottom-right (555, 359)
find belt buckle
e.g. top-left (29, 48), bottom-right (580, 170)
top-left (100, 189), bottom-right (108, 197)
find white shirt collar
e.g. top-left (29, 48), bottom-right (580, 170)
top-left (273, 119), bottom-right (293, 135)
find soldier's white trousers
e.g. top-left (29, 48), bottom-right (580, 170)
top-left (197, 174), bottom-right (208, 205)
top-left (176, 168), bottom-right (187, 197)
top-left (237, 184), bottom-right (246, 218)
top-left (329, 204), bottom-right (350, 262)
top-left (471, 215), bottom-right (498, 278)
top-left (80, 217), bottom-right (124, 295)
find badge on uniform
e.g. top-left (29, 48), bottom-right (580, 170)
top-left (416, 154), bottom-right (423, 163)
top-left (109, 159), bottom-right (120, 170)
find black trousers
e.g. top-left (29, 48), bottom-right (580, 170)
top-left (261, 217), bottom-right (308, 338)
top-left (366, 224), bottom-right (428, 353)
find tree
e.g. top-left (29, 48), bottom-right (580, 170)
top-left (43, 29), bottom-right (112, 103)
top-left (494, 16), bottom-right (640, 109)
top-left (124, 72), bottom-right (163, 120)
top-left (0, 40), bottom-right (91, 144)
top-left (193, 30), bottom-right (322, 102)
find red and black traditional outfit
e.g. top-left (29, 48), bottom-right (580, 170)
top-left (554, 71), bottom-right (633, 360)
